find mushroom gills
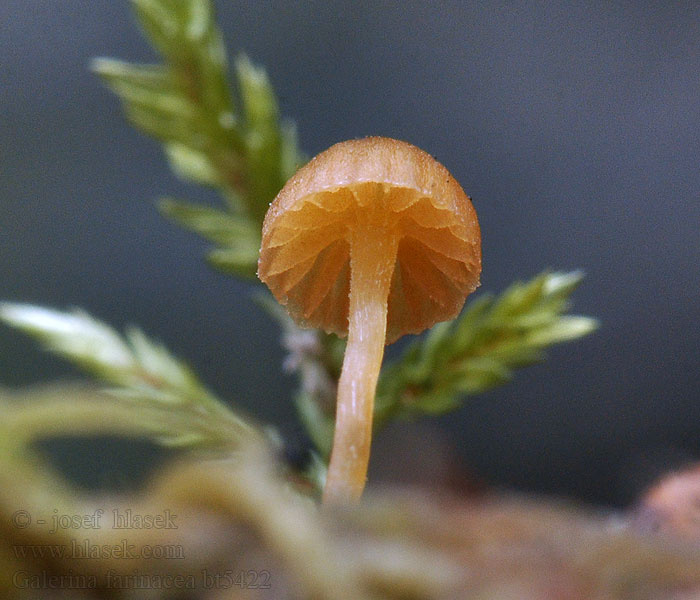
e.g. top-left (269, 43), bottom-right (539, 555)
top-left (260, 183), bottom-right (474, 341)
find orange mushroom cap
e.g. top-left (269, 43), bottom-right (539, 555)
top-left (258, 136), bottom-right (481, 344)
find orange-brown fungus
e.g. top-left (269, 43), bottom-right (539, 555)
top-left (258, 137), bottom-right (481, 504)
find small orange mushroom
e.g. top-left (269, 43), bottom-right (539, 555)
top-left (258, 137), bottom-right (481, 504)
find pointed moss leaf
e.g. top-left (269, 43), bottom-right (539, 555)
top-left (236, 54), bottom-right (279, 131)
top-left (303, 450), bottom-right (328, 492)
top-left (159, 197), bottom-right (260, 278)
top-left (124, 326), bottom-right (201, 395)
top-left (107, 386), bottom-right (182, 405)
top-left (207, 247), bottom-right (259, 279)
top-left (98, 0), bottom-right (304, 281)
top-left (184, 0), bottom-right (213, 41)
top-left (0, 384), bottom-right (255, 459)
top-left (526, 316), bottom-right (599, 347)
top-left (0, 303), bottom-right (253, 445)
top-left (480, 341), bottom-right (544, 368)
top-left (543, 270), bottom-right (585, 296)
top-left (420, 321), bottom-right (452, 364)
top-left (408, 390), bottom-right (460, 416)
top-left (156, 430), bottom-right (207, 448)
top-left (0, 303), bottom-right (135, 377)
top-left (123, 104), bottom-right (203, 147)
top-left (508, 310), bottom-right (560, 329)
top-left (452, 294), bottom-right (492, 351)
top-left (295, 391), bottom-right (334, 459)
top-left (131, 0), bottom-right (180, 56)
top-left (92, 59), bottom-right (174, 96)
top-left (235, 54), bottom-right (287, 221)
top-left (454, 357), bottom-right (512, 393)
top-left (374, 271), bottom-right (598, 424)
top-left (159, 197), bottom-right (256, 244)
top-left (101, 79), bottom-right (192, 120)
top-left (280, 119), bottom-right (306, 180)
top-left (164, 143), bottom-right (220, 185)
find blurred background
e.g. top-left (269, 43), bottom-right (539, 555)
top-left (1, 1), bottom-right (698, 506)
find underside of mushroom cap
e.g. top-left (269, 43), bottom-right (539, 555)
top-left (258, 137), bottom-right (481, 344)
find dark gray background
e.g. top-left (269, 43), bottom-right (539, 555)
top-left (1, 1), bottom-right (698, 505)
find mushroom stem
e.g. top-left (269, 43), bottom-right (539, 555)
top-left (323, 223), bottom-right (399, 505)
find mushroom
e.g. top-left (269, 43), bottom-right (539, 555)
top-left (258, 137), bottom-right (481, 504)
